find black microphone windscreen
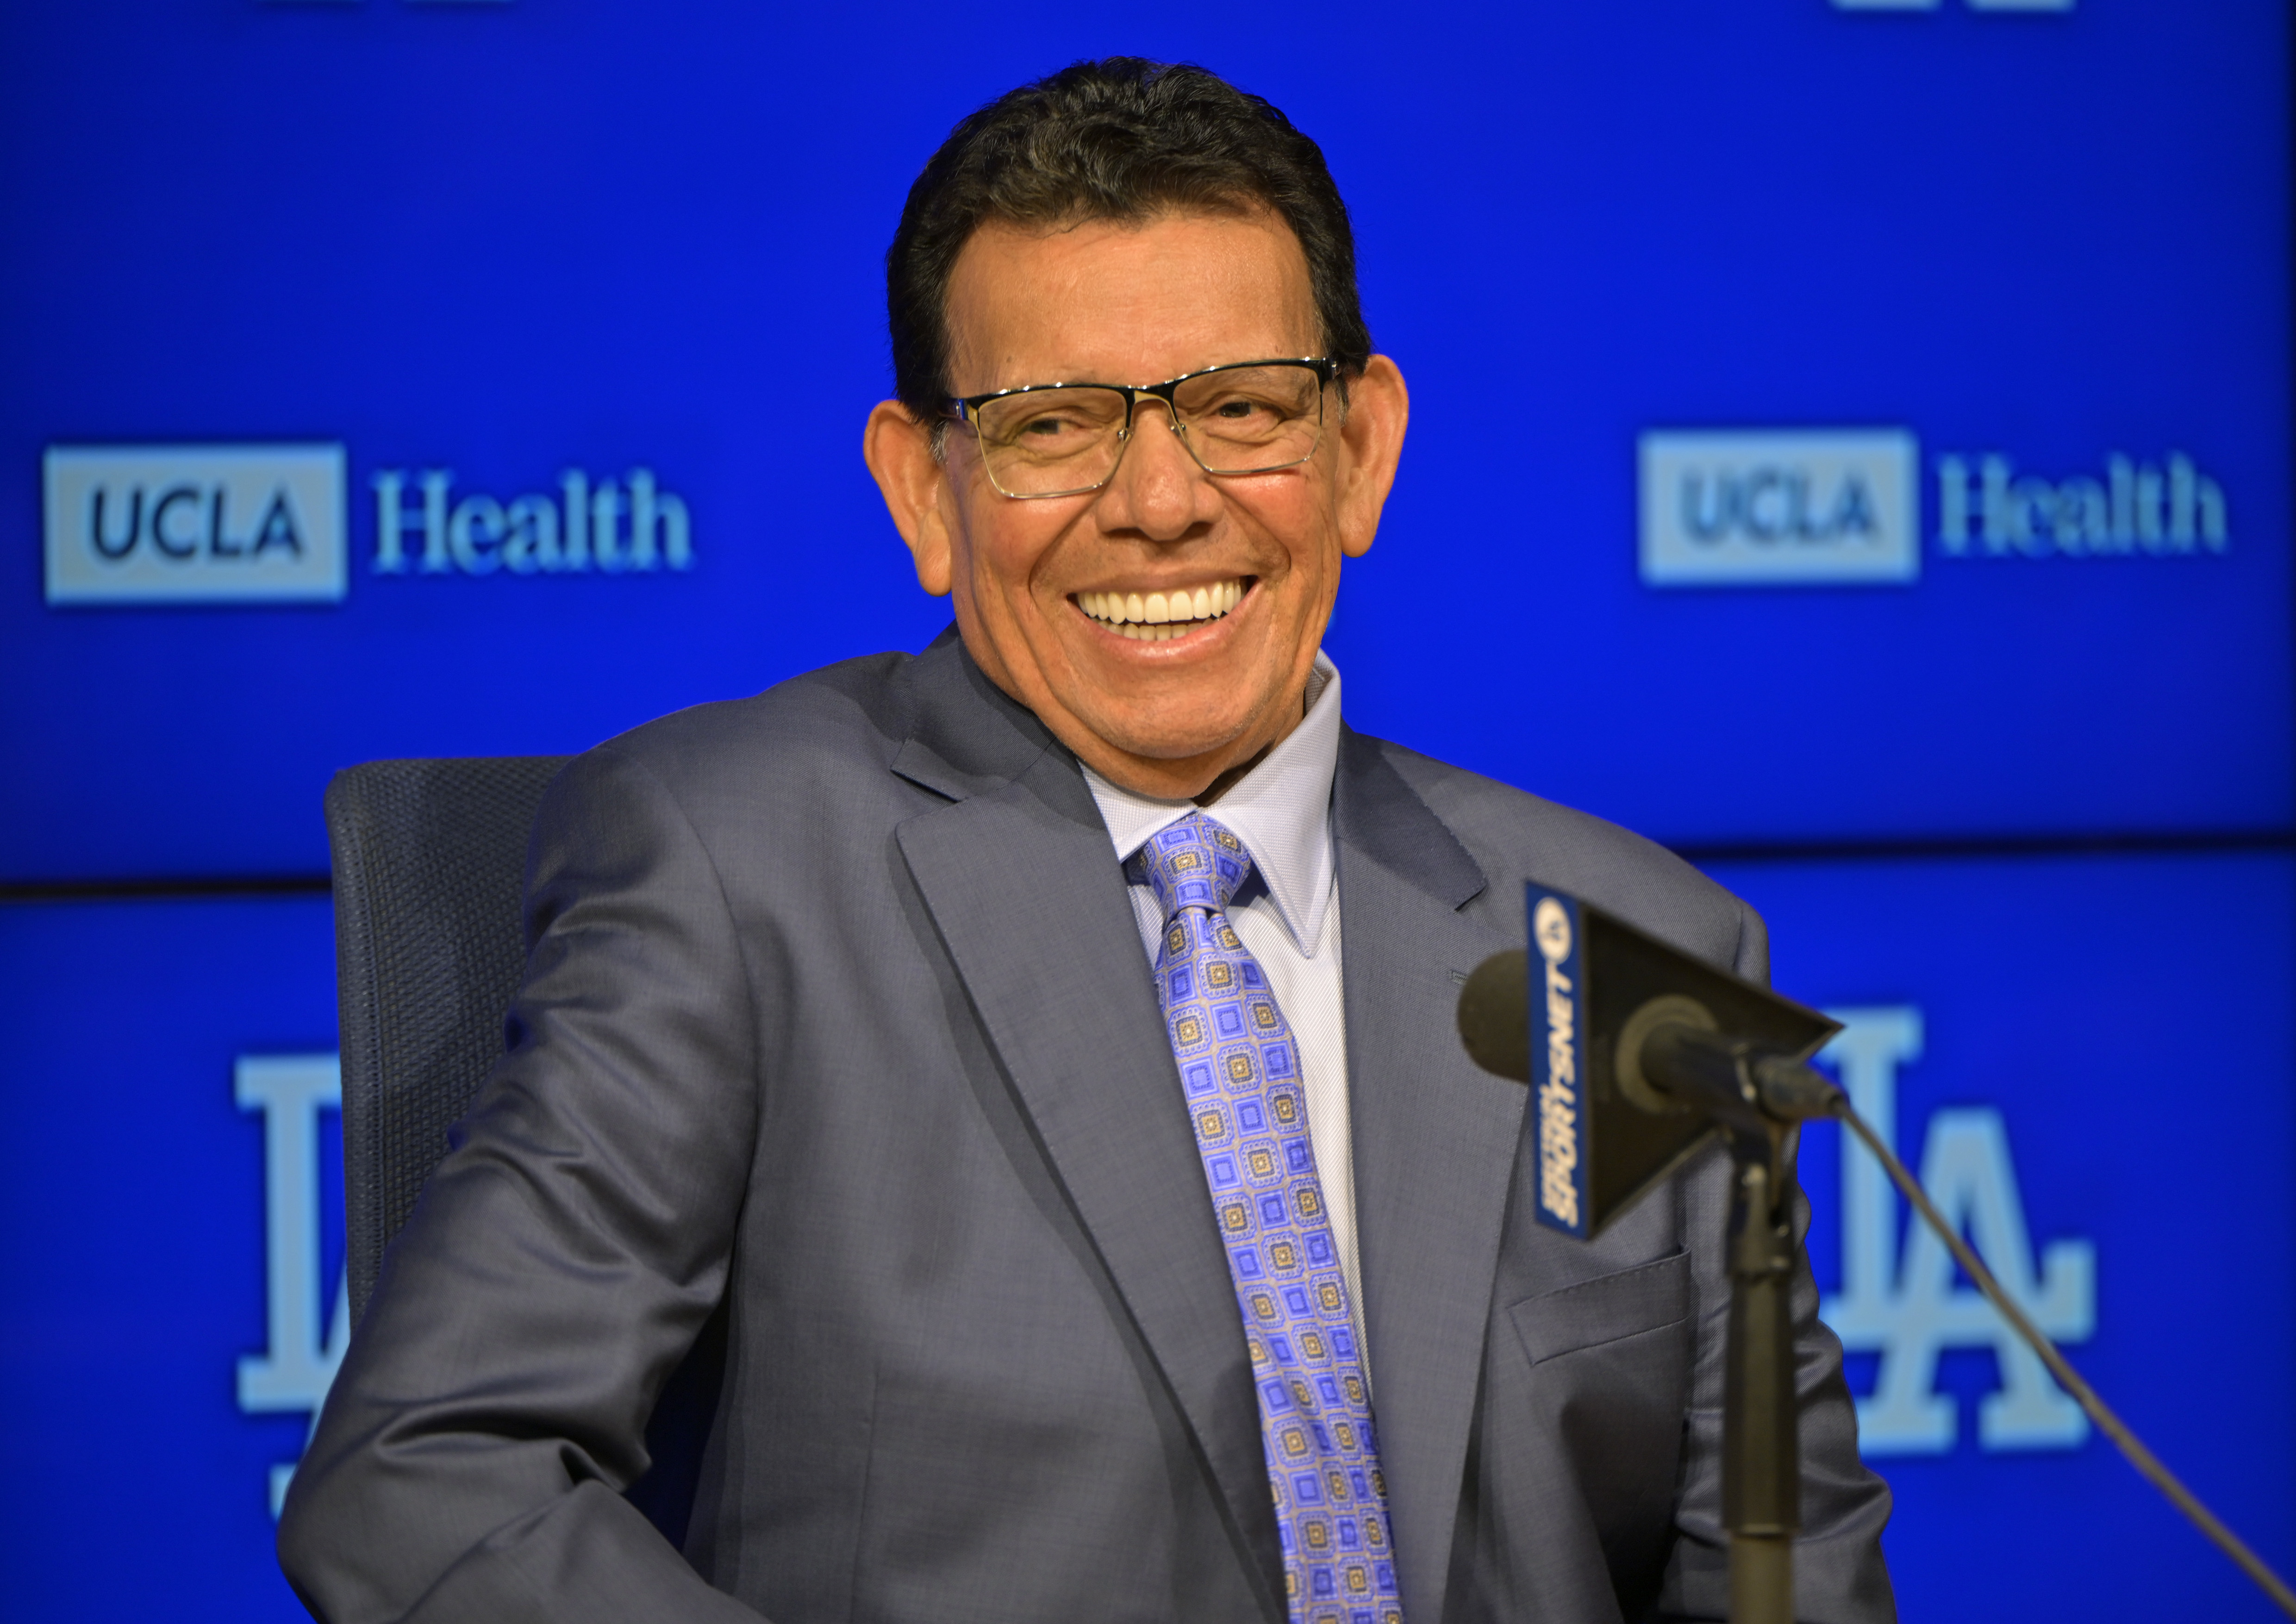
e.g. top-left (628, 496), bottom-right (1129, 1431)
top-left (1456, 949), bottom-right (1531, 1083)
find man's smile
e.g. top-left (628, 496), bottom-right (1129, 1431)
top-left (1074, 576), bottom-right (1250, 642)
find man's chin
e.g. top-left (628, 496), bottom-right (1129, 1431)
top-left (1058, 708), bottom-right (1281, 790)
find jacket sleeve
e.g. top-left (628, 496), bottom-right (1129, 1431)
top-left (1657, 897), bottom-right (1899, 1623)
top-left (279, 744), bottom-right (771, 1624)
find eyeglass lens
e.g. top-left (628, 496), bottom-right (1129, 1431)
top-left (969, 363), bottom-right (1326, 497)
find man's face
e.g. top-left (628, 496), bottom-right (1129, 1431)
top-left (866, 209), bottom-right (1408, 799)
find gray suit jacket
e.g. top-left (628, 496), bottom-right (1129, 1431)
top-left (280, 633), bottom-right (1893, 1624)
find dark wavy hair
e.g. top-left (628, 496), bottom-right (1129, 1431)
top-left (886, 58), bottom-right (1372, 421)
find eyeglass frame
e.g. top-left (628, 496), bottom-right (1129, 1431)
top-left (944, 356), bottom-right (1343, 500)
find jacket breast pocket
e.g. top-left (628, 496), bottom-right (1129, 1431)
top-left (1493, 1250), bottom-right (1698, 1602)
top-left (1507, 1249), bottom-right (1692, 1367)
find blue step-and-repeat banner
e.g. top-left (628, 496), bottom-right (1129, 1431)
top-left (0, 2), bottom-right (2286, 1619)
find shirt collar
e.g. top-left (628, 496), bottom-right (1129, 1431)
top-left (1081, 652), bottom-right (1341, 956)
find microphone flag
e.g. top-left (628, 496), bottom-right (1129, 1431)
top-left (1457, 883), bottom-right (1840, 1240)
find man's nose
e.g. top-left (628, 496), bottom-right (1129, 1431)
top-left (1098, 399), bottom-right (1222, 540)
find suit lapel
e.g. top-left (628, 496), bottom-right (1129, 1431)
top-left (1335, 730), bottom-right (1527, 1624)
top-left (891, 647), bottom-right (1285, 1618)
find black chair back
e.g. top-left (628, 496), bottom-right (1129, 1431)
top-left (324, 756), bottom-right (570, 1323)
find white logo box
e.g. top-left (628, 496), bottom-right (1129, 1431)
top-left (44, 443), bottom-right (347, 605)
top-left (1638, 429), bottom-right (1919, 587)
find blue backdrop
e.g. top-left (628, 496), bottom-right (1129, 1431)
top-left (0, 1), bottom-right (2287, 1619)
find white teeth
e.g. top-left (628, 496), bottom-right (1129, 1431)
top-left (1077, 577), bottom-right (1248, 633)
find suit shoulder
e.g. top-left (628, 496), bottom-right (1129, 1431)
top-left (593, 649), bottom-right (916, 780)
top-left (1364, 735), bottom-right (1757, 974)
top-left (540, 650), bottom-right (927, 835)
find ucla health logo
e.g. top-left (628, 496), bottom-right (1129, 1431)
top-left (1639, 429), bottom-right (2232, 588)
top-left (41, 445), bottom-right (699, 604)
top-left (44, 444), bottom-right (348, 605)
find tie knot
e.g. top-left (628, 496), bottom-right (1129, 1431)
top-left (1138, 811), bottom-right (1254, 923)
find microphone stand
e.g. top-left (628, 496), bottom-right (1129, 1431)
top-left (1635, 1020), bottom-right (1815, 1624)
top-left (1636, 1017), bottom-right (2296, 1623)
top-left (1720, 1119), bottom-right (1797, 1623)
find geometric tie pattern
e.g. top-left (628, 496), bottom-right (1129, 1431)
top-left (1139, 812), bottom-right (1404, 1624)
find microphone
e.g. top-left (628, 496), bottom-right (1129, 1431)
top-left (1458, 881), bottom-right (2296, 1623)
top-left (1455, 883), bottom-right (1841, 1240)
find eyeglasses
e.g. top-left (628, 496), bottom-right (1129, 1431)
top-left (948, 357), bottom-right (1339, 500)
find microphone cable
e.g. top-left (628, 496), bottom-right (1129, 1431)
top-left (1830, 1098), bottom-right (2296, 1619)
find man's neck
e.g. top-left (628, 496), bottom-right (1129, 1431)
top-left (1195, 737), bottom-right (1280, 807)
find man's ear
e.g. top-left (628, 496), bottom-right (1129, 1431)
top-left (1334, 356), bottom-right (1409, 560)
top-left (864, 400), bottom-right (954, 596)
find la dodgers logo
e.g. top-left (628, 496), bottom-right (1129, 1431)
top-left (1818, 1010), bottom-right (2096, 1453)
top-left (237, 1055), bottom-right (351, 1516)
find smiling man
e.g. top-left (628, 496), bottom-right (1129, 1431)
top-left (864, 203), bottom-right (1404, 803)
top-left (281, 59), bottom-right (1893, 1624)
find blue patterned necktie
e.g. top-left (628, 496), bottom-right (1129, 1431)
top-left (1138, 812), bottom-right (1404, 1624)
